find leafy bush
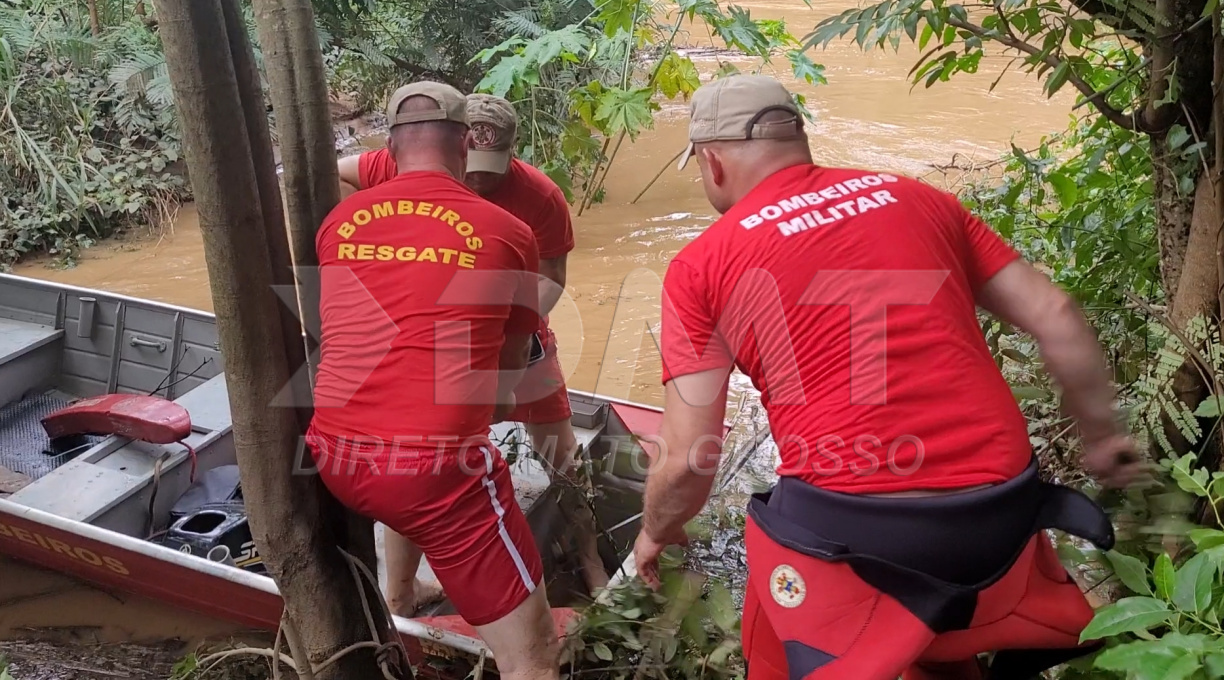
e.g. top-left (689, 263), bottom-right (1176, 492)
top-left (0, 2), bottom-right (186, 269)
top-left (569, 569), bottom-right (744, 679)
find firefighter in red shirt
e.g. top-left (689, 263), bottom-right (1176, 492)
top-left (632, 75), bottom-right (1141, 679)
top-left (339, 92), bottom-right (608, 614)
top-left (309, 81), bottom-right (560, 680)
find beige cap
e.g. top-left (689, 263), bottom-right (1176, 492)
top-left (386, 81), bottom-right (469, 128)
top-left (466, 94), bottom-right (518, 174)
top-left (677, 75), bottom-right (804, 170)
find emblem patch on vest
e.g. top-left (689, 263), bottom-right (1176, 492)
top-left (770, 564), bottom-right (806, 608)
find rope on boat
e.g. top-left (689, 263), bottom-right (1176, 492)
top-left (196, 547), bottom-right (408, 680)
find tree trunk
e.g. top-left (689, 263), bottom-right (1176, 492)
top-left (152, 1), bottom-right (403, 677)
top-left (1215, 9), bottom-right (1224, 323)
top-left (250, 0), bottom-right (340, 359)
top-left (86, 0), bottom-right (101, 35)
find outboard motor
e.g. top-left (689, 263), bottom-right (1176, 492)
top-left (160, 465), bottom-right (266, 574)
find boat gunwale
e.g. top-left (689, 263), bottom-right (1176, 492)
top-left (0, 496), bottom-right (492, 657)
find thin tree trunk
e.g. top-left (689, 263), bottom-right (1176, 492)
top-left (1215, 9), bottom-right (1224, 324)
top-left (151, 1), bottom-right (400, 677)
top-left (250, 0), bottom-right (340, 363)
top-left (86, 0), bottom-right (101, 35)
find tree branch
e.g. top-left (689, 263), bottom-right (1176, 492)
top-left (945, 16), bottom-right (1142, 131)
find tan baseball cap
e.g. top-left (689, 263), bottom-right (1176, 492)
top-left (466, 94), bottom-right (518, 174)
top-left (677, 75), bottom-right (804, 170)
top-left (386, 81), bottom-right (469, 128)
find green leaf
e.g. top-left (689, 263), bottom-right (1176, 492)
top-left (707, 582), bottom-right (738, 633)
top-left (715, 6), bottom-right (770, 56)
top-left (918, 22), bottom-right (934, 50)
top-left (1172, 454), bottom-right (1212, 498)
top-left (475, 54), bottom-right (528, 98)
top-left (592, 641), bottom-right (614, 661)
top-left (1194, 395), bottom-right (1223, 418)
top-left (1166, 125), bottom-right (1191, 151)
top-left (1105, 550), bottom-right (1153, 596)
top-left (1161, 653), bottom-right (1204, 680)
top-left (1173, 552), bottom-right (1215, 613)
top-left (594, 87), bottom-right (655, 139)
top-left (787, 50), bottom-right (827, 85)
top-left (597, 0), bottom-right (640, 37)
top-left (1010, 386), bottom-right (1049, 401)
top-left (1079, 597), bottom-right (1172, 642)
top-left (1188, 529), bottom-right (1224, 551)
top-left (654, 53), bottom-right (701, 99)
top-left (1045, 61), bottom-right (1071, 97)
top-left (1048, 171), bottom-right (1078, 209)
top-left (1154, 553), bottom-right (1176, 600)
top-left (621, 606), bottom-right (642, 619)
top-left (1204, 652), bottom-right (1224, 678)
top-left (1204, 0), bottom-right (1220, 16)
top-left (1093, 640), bottom-right (1177, 674)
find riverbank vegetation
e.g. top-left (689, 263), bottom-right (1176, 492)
top-left (3, 0), bottom-right (1224, 677)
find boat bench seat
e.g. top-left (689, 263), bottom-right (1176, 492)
top-left (0, 318), bottom-right (64, 409)
top-left (9, 374), bottom-right (235, 533)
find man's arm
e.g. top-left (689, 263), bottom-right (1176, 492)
top-left (635, 369), bottom-right (728, 587)
top-left (494, 332), bottom-right (531, 422)
top-left (976, 260), bottom-right (1138, 486)
top-left (338, 155), bottom-right (362, 199)
top-left (538, 255), bottom-right (567, 316)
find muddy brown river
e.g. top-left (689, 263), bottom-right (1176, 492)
top-left (16, 0), bottom-right (1075, 409)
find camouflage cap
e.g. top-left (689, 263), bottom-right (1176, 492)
top-left (466, 94), bottom-right (518, 175)
top-left (386, 81), bottom-right (469, 128)
top-left (677, 75), bottom-right (804, 170)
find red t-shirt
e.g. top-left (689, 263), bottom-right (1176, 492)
top-left (661, 164), bottom-right (1028, 493)
top-left (312, 170), bottom-right (540, 446)
top-left (359, 149), bottom-right (574, 258)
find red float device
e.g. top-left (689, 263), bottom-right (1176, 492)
top-left (41, 394), bottom-right (193, 445)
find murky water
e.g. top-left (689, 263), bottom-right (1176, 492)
top-left (16, 0), bottom-right (1074, 414)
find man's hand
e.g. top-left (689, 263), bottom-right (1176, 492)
top-left (633, 526), bottom-right (690, 590)
top-left (1082, 433), bottom-right (1143, 488)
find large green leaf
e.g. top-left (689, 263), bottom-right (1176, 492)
top-left (475, 54), bottom-right (528, 98)
top-left (1188, 529), bottom-right (1224, 551)
top-left (1105, 550), bottom-right (1152, 596)
top-left (1153, 553), bottom-right (1175, 600)
top-left (597, 0), bottom-right (640, 37)
top-left (594, 86), bottom-right (655, 138)
top-left (1047, 170), bottom-right (1078, 209)
top-left (1172, 552), bottom-right (1216, 613)
top-left (1171, 454), bottom-right (1212, 498)
top-left (787, 50), bottom-right (827, 85)
top-left (1079, 597), bottom-right (1172, 642)
top-left (653, 53), bottom-right (700, 100)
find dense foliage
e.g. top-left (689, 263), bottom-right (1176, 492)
top-left (0, 2), bottom-right (185, 269)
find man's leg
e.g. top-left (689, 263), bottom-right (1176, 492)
top-left (527, 418), bottom-right (610, 593)
top-left (383, 529), bottom-right (445, 617)
top-left (474, 583), bottom-right (562, 680)
top-left (412, 445), bottom-right (560, 680)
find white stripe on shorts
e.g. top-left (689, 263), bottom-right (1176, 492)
top-left (480, 446), bottom-right (535, 593)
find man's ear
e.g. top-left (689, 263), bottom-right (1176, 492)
top-left (702, 147), bottom-right (725, 186)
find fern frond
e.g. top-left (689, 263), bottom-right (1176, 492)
top-left (496, 8), bottom-right (550, 40)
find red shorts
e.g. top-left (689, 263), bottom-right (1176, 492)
top-left (307, 428), bottom-right (543, 626)
top-left (508, 329), bottom-right (573, 425)
top-left (742, 517), bottom-right (1096, 680)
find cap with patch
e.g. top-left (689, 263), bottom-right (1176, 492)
top-left (677, 75), bottom-right (804, 170)
top-left (386, 81), bottom-right (469, 128)
top-left (466, 94), bottom-right (518, 175)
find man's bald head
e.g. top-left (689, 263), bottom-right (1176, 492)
top-left (694, 108), bottom-right (812, 213)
